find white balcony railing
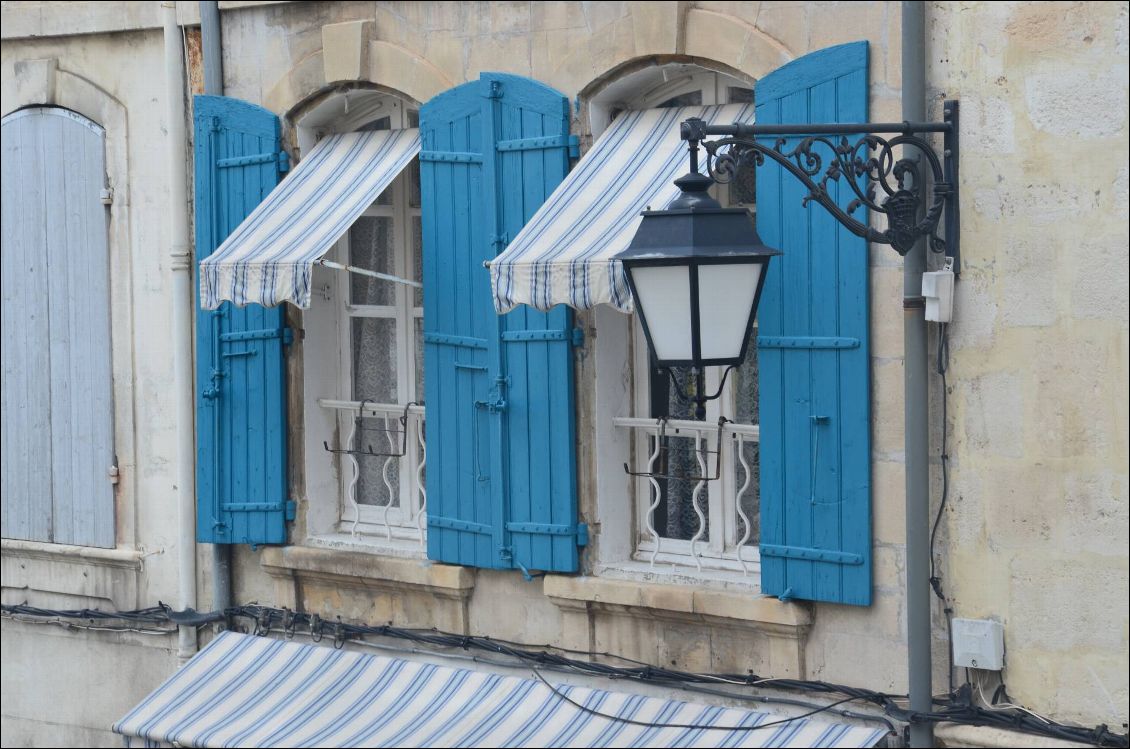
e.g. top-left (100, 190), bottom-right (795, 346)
top-left (319, 399), bottom-right (426, 548)
top-left (614, 416), bottom-right (760, 576)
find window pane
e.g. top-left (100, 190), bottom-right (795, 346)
top-left (408, 159), bottom-right (421, 209)
top-left (352, 317), bottom-right (397, 403)
top-left (727, 86), bottom-right (754, 104)
top-left (414, 317), bottom-right (425, 402)
top-left (406, 109), bottom-right (420, 128)
top-left (649, 367), bottom-right (709, 542)
top-left (657, 90), bottom-right (703, 109)
top-left (349, 217), bottom-right (395, 305)
top-left (412, 215), bottom-right (423, 306)
top-left (354, 416), bottom-right (401, 508)
top-left (732, 329), bottom-right (759, 545)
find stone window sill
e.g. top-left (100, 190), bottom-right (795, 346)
top-left (259, 544), bottom-right (473, 596)
top-left (1, 538), bottom-right (143, 570)
top-left (543, 573), bottom-right (811, 631)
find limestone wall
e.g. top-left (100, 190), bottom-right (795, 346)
top-left (1, 3), bottom-right (1127, 745)
top-left (929, 0), bottom-right (1129, 726)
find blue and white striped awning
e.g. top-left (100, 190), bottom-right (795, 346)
top-left (489, 104), bottom-right (755, 314)
top-left (113, 631), bottom-right (888, 748)
top-left (199, 128), bottom-right (420, 310)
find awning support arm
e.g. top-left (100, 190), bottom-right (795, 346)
top-left (318, 259), bottom-right (422, 289)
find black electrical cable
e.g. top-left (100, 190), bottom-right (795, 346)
top-left (4, 602), bottom-right (1126, 747)
top-left (929, 321), bottom-right (957, 696)
top-left (530, 669), bottom-right (873, 733)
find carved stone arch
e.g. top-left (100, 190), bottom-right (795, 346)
top-left (263, 41), bottom-right (453, 125)
top-left (0, 60), bottom-right (137, 550)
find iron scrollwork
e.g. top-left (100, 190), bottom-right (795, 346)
top-left (700, 130), bottom-right (951, 256)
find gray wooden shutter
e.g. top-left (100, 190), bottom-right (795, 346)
top-left (1, 107), bottom-right (115, 547)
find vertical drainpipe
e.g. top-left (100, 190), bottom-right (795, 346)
top-left (902, 2), bottom-right (933, 747)
top-left (162, 0), bottom-right (198, 663)
top-left (198, 0), bottom-right (233, 625)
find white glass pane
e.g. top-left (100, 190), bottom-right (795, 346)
top-left (412, 215), bottom-right (423, 307)
top-left (732, 328), bottom-right (759, 545)
top-left (632, 265), bottom-right (692, 362)
top-left (413, 317), bottom-right (424, 402)
top-left (352, 317), bottom-right (397, 403)
top-left (349, 217), bottom-right (395, 305)
top-left (697, 263), bottom-right (761, 360)
top-left (355, 416), bottom-right (401, 507)
top-left (653, 431), bottom-right (710, 542)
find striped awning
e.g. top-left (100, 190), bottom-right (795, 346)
top-left (489, 104), bottom-right (755, 314)
top-left (199, 128), bottom-right (420, 310)
top-left (113, 631), bottom-right (888, 748)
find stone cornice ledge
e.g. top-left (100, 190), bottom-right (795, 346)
top-left (1, 539), bottom-right (143, 571)
top-left (543, 575), bottom-right (811, 633)
top-left (259, 545), bottom-right (475, 599)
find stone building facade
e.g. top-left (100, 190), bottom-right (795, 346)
top-left (1, 1), bottom-right (1127, 746)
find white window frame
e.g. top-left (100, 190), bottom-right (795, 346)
top-left (294, 94), bottom-right (430, 550)
top-left (610, 69), bottom-right (762, 578)
top-left (332, 166), bottom-right (426, 541)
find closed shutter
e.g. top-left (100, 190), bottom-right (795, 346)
top-left (193, 95), bottom-right (290, 545)
top-left (421, 73), bottom-right (582, 572)
top-left (756, 42), bottom-right (873, 605)
top-left (0, 107), bottom-right (115, 548)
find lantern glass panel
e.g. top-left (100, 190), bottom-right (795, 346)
top-left (631, 264), bottom-right (692, 362)
top-left (697, 262), bottom-right (762, 361)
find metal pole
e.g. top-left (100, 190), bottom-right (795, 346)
top-left (163, 1), bottom-right (198, 663)
top-left (902, 2), bottom-right (934, 746)
top-left (199, 0), bottom-right (232, 624)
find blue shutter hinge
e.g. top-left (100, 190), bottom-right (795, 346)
top-left (576, 522), bottom-right (589, 547)
top-left (285, 500), bottom-right (297, 521)
top-left (571, 328), bottom-right (584, 347)
top-left (568, 134), bottom-right (580, 159)
top-left (278, 150), bottom-right (290, 173)
top-left (282, 327), bottom-right (294, 345)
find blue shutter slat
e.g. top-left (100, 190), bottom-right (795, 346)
top-left (422, 81), bottom-right (500, 568)
top-left (194, 95), bottom-right (288, 546)
top-left (755, 42), bottom-right (872, 605)
top-left (422, 73), bottom-right (579, 573)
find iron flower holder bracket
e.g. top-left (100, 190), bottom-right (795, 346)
top-left (681, 98), bottom-right (960, 270)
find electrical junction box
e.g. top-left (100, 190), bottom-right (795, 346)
top-left (922, 257), bottom-right (955, 323)
top-left (952, 618), bottom-right (1005, 670)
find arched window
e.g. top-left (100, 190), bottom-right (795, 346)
top-left (1, 106), bottom-right (115, 548)
top-left (297, 91), bottom-right (426, 548)
top-left (592, 64), bottom-right (760, 575)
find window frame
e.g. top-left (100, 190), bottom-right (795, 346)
top-left (615, 69), bottom-right (762, 577)
top-left (333, 167), bottom-right (426, 537)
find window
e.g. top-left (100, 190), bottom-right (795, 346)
top-left (334, 164), bottom-right (426, 540)
top-left (1, 107), bottom-right (115, 548)
top-left (608, 69), bottom-right (761, 576)
top-left (299, 96), bottom-right (428, 549)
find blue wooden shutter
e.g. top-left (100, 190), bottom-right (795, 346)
top-left (193, 95), bottom-right (290, 545)
top-left (490, 74), bottom-right (582, 573)
top-left (420, 80), bottom-right (498, 568)
top-left (756, 42), bottom-right (872, 605)
top-left (1, 108), bottom-right (115, 548)
top-left (421, 74), bottom-right (581, 572)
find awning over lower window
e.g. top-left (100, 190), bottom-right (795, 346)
top-left (489, 104), bottom-right (754, 314)
top-left (199, 128), bottom-right (420, 310)
top-left (113, 631), bottom-right (888, 748)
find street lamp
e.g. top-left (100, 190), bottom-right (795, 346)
top-left (617, 170), bottom-right (779, 418)
top-left (619, 103), bottom-right (961, 749)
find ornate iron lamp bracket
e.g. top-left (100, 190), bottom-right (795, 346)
top-left (682, 99), bottom-right (960, 269)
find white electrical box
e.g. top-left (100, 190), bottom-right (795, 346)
top-left (952, 618), bottom-right (1005, 670)
top-left (922, 257), bottom-right (955, 323)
